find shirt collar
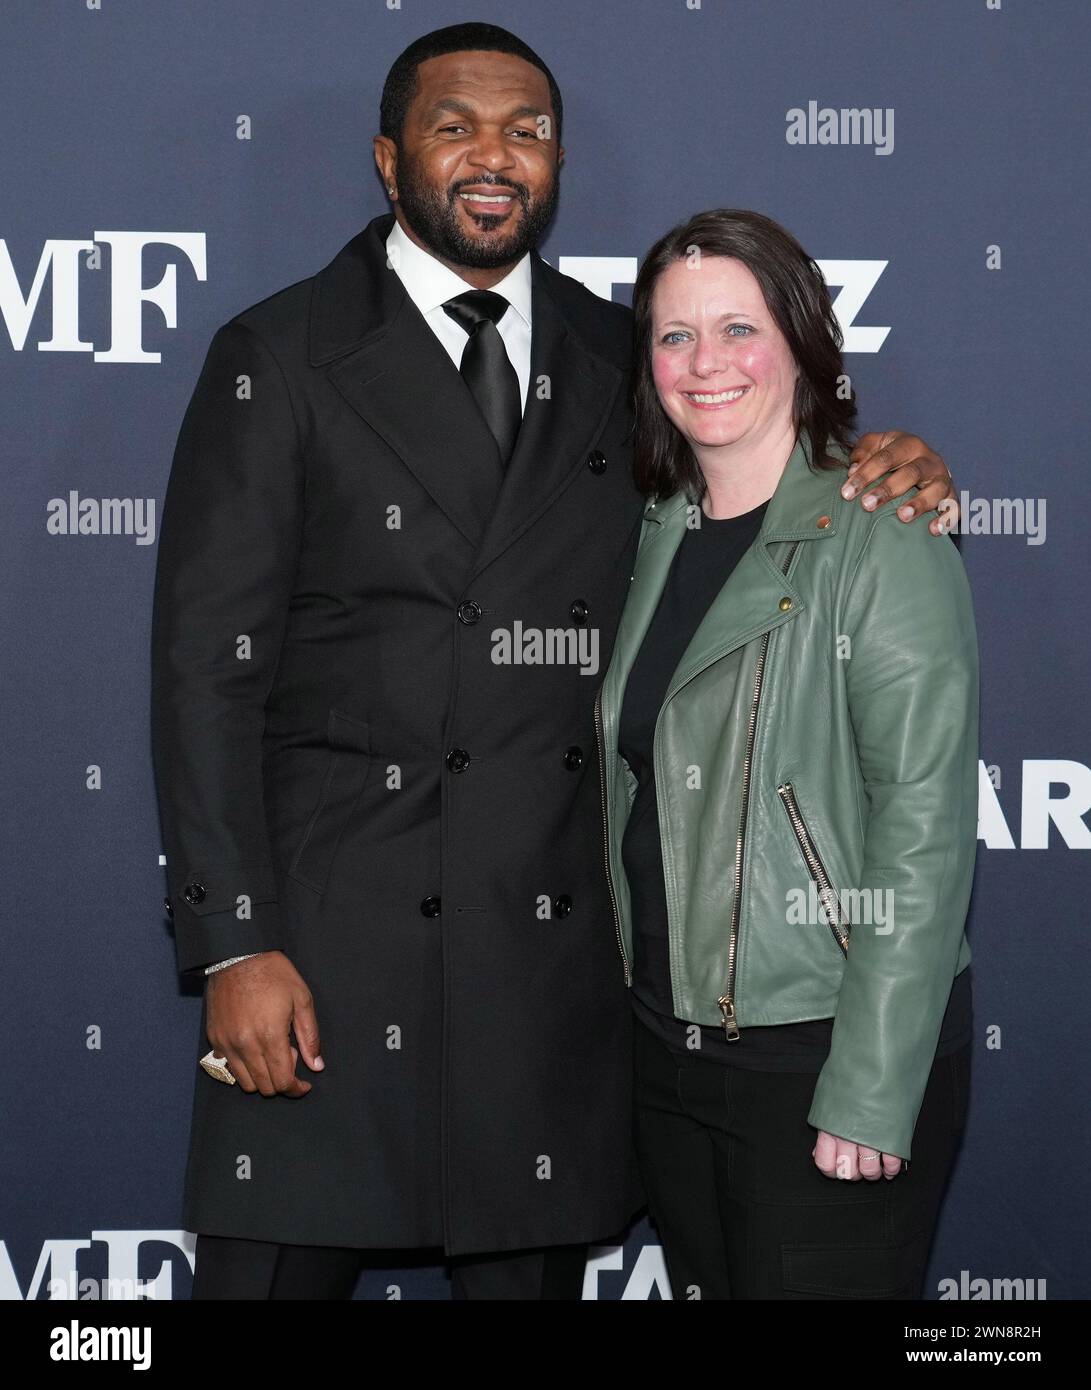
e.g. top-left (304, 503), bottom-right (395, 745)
top-left (385, 216), bottom-right (532, 330)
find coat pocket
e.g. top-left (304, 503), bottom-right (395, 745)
top-left (776, 780), bottom-right (850, 956)
top-left (287, 708), bottom-right (371, 895)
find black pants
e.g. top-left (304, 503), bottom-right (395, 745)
top-left (190, 1234), bottom-right (588, 1300)
top-left (633, 1015), bottom-right (970, 1299)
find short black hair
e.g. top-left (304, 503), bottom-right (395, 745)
top-left (379, 23), bottom-right (563, 146)
top-left (631, 208), bottom-right (858, 503)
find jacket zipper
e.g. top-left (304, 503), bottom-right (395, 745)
top-left (776, 781), bottom-right (851, 956)
top-left (717, 539), bottom-right (801, 1040)
top-left (595, 687), bottom-right (631, 984)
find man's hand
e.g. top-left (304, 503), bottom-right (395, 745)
top-left (812, 1130), bottom-right (904, 1181)
top-left (843, 431), bottom-right (957, 535)
top-left (205, 950), bottom-right (323, 1097)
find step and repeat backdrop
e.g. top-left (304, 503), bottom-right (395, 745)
top-left (2, 1), bottom-right (1086, 1300)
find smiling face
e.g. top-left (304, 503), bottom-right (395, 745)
top-left (374, 49), bottom-right (562, 276)
top-left (650, 254), bottom-right (800, 458)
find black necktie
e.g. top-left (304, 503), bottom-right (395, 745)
top-left (442, 290), bottom-right (522, 469)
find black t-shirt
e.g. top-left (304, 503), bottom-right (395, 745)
top-left (617, 499), bottom-right (973, 1070)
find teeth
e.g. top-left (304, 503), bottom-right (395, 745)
top-left (686, 387), bottom-right (748, 404)
top-left (459, 192), bottom-right (513, 203)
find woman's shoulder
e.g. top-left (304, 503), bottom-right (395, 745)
top-left (830, 483), bottom-right (977, 650)
top-left (823, 462), bottom-right (958, 573)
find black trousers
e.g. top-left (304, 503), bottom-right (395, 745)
top-left (190, 1234), bottom-right (588, 1300)
top-left (633, 1014), bottom-right (970, 1299)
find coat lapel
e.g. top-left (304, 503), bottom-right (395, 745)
top-left (310, 215), bottom-right (626, 569)
top-left (310, 213), bottom-right (507, 548)
top-left (464, 254), bottom-right (626, 582)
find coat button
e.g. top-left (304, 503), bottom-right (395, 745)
top-left (183, 881), bottom-right (206, 905)
top-left (569, 598), bottom-right (589, 625)
top-left (778, 596), bottom-right (793, 611)
top-left (162, 897), bottom-right (174, 920)
top-left (446, 747), bottom-right (470, 773)
top-left (457, 600), bottom-right (482, 625)
top-left (587, 450), bottom-right (607, 474)
top-left (420, 896), bottom-right (441, 918)
top-left (816, 514), bottom-right (831, 529)
top-left (564, 746), bottom-right (583, 771)
top-left (553, 894), bottom-right (573, 918)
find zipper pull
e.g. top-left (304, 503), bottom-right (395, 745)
top-left (717, 996), bottom-right (741, 1041)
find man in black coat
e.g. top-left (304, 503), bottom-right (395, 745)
top-left (151, 22), bottom-right (958, 1300)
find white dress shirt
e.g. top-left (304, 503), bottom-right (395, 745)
top-left (384, 216), bottom-right (533, 414)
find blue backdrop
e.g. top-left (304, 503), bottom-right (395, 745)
top-left (2, 0), bottom-right (1087, 1300)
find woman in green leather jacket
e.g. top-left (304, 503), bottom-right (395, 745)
top-left (597, 209), bottom-right (979, 1299)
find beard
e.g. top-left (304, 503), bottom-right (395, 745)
top-left (393, 152), bottom-right (560, 269)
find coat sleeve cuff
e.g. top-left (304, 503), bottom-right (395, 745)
top-left (164, 863), bottom-right (284, 975)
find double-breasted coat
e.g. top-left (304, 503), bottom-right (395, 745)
top-left (151, 211), bottom-right (647, 1255)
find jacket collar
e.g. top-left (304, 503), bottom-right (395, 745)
top-left (641, 431), bottom-right (847, 543)
top-left (308, 213), bottom-right (626, 577)
top-left (309, 213), bottom-right (403, 367)
top-left (603, 434), bottom-right (848, 715)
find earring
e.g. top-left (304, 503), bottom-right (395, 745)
top-left (387, 186), bottom-right (395, 195)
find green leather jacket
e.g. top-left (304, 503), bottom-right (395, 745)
top-left (595, 434), bottom-right (979, 1158)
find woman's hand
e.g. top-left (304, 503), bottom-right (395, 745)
top-left (813, 1130), bottom-right (905, 1181)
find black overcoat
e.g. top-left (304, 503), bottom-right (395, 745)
top-left (151, 211), bottom-right (647, 1254)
